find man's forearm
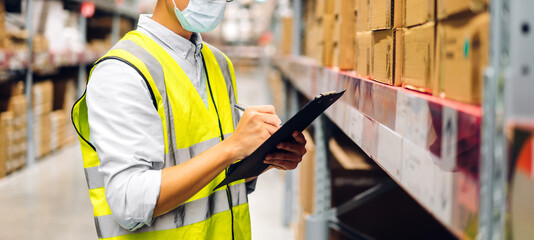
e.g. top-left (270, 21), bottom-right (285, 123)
top-left (152, 140), bottom-right (237, 217)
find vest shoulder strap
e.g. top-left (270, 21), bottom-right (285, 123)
top-left (92, 56), bottom-right (158, 110)
top-left (204, 43), bottom-right (238, 103)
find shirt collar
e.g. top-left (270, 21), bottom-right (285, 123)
top-left (136, 14), bottom-right (204, 59)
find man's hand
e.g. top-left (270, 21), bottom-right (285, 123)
top-left (225, 105), bottom-right (281, 162)
top-left (263, 131), bottom-right (307, 170)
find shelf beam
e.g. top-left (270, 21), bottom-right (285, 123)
top-left (24, 0), bottom-right (35, 167)
top-left (333, 179), bottom-right (396, 217)
top-left (77, 15), bottom-right (88, 98)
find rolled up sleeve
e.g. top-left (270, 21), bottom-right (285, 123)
top-left (86, 60), bottom-right (164, 231)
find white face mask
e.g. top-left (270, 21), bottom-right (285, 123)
top-left (172, 0), bottom-right (227, 33)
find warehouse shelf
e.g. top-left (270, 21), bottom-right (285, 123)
top-left (273, 54), bottom-right (482, 239)
top-left (1, 0), bottom-right (135, 179)
top-left (68, 0), bottom-right (140, 19)
top-left (0, 48), bottom-right (105, 82)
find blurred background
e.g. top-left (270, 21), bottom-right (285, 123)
top-left (0, 0), bottom-right (533, 240)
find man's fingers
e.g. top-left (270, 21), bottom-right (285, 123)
top-left (276, 142), bottom-right (306, 155)
top-left (259, 113), bottom-right (281, 127)
top-left (265, 124), bottom-right (278, 135)
top-left (249, 105), bottom-right (276, 114)
top-left (292, 131), bottom-right (306, 144)
top-left (265, 159), bottom-right (298, 170)
top-left (265, 152), bottom-right (302, 163)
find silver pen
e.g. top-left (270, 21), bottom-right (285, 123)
top-left (233, 103), bottom-right (247, 112)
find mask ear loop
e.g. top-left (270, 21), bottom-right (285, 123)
top-left (171, 0), bottom-right (179, 9)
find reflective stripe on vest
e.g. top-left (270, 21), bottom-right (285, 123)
top-left (95, 183), bottom-right (248, 239)
top-left (72, 30), bottom-right (250, 240)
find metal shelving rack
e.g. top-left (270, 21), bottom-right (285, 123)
top-left (274, 0), bottom-right (534, 239)
top-left (8, 0), bottom-right (142, 168)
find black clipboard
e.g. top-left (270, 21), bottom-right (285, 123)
top-left (215, 90), bottom-right (345, 190)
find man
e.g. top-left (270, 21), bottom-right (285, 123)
top-left (71, 0), bottom-right (306, 239)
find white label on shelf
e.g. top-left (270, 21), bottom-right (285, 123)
top-left (334, 102), bottom-right (347, 130)
top-left (328, 70), bottom-right (337, 92)
top-left (303, 69), bottom-right (312, 97)
top-left (432, 163), bottom-right (454, 226)
top-left (343, 103), bottom-right (351, 131)
top-left (377, 123), bottom-right (403, 181)
top-left (395, 92), bottom-right (430, 149)
top-left (320, 69), bottom-right (329, 93)
top-left (401, 139), bottom-right (435, 211)
top-left (440, 107), bottom-right (458, 171)
top-left (347, 106), bottom-right (364, 147)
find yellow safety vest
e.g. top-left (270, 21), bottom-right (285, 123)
top-left (72, 30), bottom-right (251, 240)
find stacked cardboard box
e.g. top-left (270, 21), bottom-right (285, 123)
top-left (355, 31), bottom-right (372, 77)
top-left (400, 0), bottom-right (436, 93)
top-left (370, 0), bottom-right (403, 85)
top-left (281, 16), bottom-right (293, 56)
top-left (332, 0), bottom-right (357, 70)
top-left (436, 0), bottom-right (488, 20)
top-left (52, 78), bottom-right (78, 145)
top-left (0, 81), bottom-right (27, 177)
top-left (32, 80), bottom-right (54, 158)
top-left (301, 0), bottom-right (337, 66)
top-left (322, 14), bottom-right (336, 67)
top-left (401, 22), bottom-right (435, 93)
top-left (49, 110), bottom-right (67, 151)
top-left (355, 0), bottom-right (372, 77)
top-left (399, 0), bottom-right (489, 104)
top-left (6, 95), bottom-right (27, 174)
top-left (62, 79), bottom-right (78, 145)
top-left (301, 0), bottom-right (489, 106)
top-left (434, 1), bottom-right (489, 104)
top-left (0, 112), bottom-right (13, 178)
top-left (319, 0), bottom-right (336, 66)
top-left (0, 0), bottom-right (6, 48)
top-left (303, 1), bottom-right (323, 63)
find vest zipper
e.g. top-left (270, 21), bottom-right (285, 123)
top-left (202, 53), bottom-right (235, 240)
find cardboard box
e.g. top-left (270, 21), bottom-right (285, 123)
top-left (34, 113), bottom-right (51, 158)
top-left (0, 112), bottom-right (12, 178)
top-left (0, 110), bottom-right (25, 175)
top-left (0, 0), bottom-right (6, 49)
top-left (355, 31), bottom-right (372, 77)
top-left (370, 0), bottom-right (402, 30)
top-left (372, 29), bottom-right (402, 85)
top-left (402, 22), bottom-right (435, 93)
top-left (50, 110), bottom-right (67, 151)
top-left (281, 16), bottom-right (293, 55)
top-left (403, 0), bottom-right (435, 27)
top-left (314, 0), bottom-right (336, 19)
top-left (61, 79), bottom-right (78, 145)
top-left (357, 0), bottom-right (371, 32)
top-left (304, 11), bottom-right (324, 63)
top-left (8, 95), bottom-right (27, 118)
top-left (437, 0), bottom-right (488, 20)
top-left (299, 131), bottom-right (316, 215)
top-left (32, 80), bottom-right (54, 116)
top-left (435, 12), bottom-right (489, 104)
top-left (332, 0), bottom-right (357, 70)
top-left (322, 15), bottom-right (336, 66)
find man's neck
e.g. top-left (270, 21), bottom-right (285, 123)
top-left (152, 1), bottom-right (193, 40)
